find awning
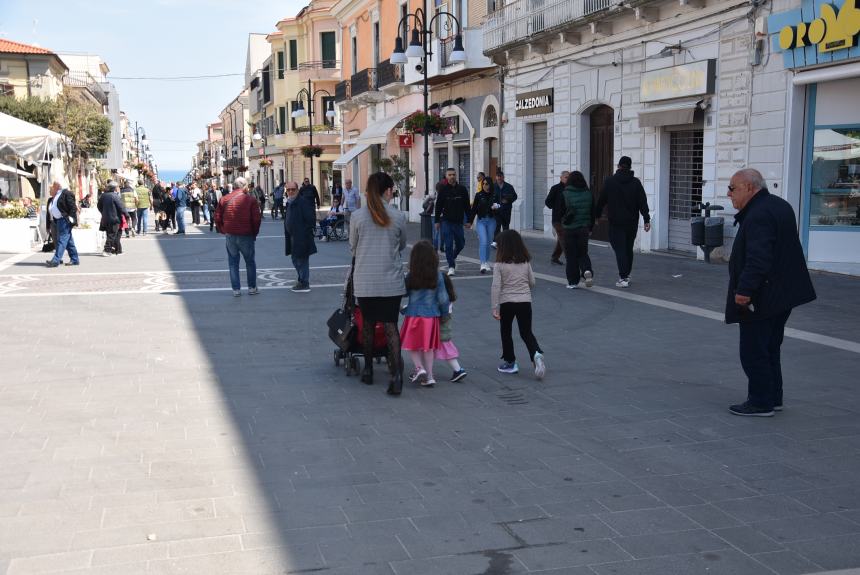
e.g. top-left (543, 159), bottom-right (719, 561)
top-left (0, 162), bottom-right (34, 177)
top-left (638, 98), bottom-right (706, 128)
top-left (356, 110), bottom-right (413, 145)
top-left (333, 143), bottom-right (371, 168)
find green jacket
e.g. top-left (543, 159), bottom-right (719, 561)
top-left (561, 186), bottom-right (594, 230)
top-left (135, 185), bottom-right (151, 209)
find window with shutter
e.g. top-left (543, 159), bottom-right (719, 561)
top-left (277, 51), bottom-right (285, 79)
top-left (279, 107), bottom-right (286, 134)
top-left (289, 40), bottom-right (298, 70)
top-left (321, 32), bottom-right (336, 68)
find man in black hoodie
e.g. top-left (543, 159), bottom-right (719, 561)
top-left (595, 156), bottom-right (650, 288)
top-left (545, 171), bottom-right (569, 265)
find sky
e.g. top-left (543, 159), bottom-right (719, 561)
top-left (0, 0), bottom-right (306, 171)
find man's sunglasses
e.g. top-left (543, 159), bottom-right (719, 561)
top-left (727, 185), bottom-right (736, 192)
top-left (286, 187), bottom-right (298, 191)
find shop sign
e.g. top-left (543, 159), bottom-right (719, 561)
top-left (515, 89), bottom-right (554, 117)
top-left (640, 60), bottom-right (716, 103)
top-left (778, 0), bottom-right (860, 53)
top-left (398, 134), bottom-right (413, 148)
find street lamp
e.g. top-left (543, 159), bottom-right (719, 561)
top-left (391, 4), bottom-right (465, 237)
top-left (292, 78), bottom-right (336, 188)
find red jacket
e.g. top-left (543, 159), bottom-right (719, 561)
top-left (214, 191), bottom-right (261, 236)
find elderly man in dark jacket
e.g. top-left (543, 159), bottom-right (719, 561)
top-left (725, 168), bottom-right (816, 417)
top-left (97, 181), bottom-right (128, 256)
top-left (45, 182), bottom-right (80, 267)
top-left (284, 181), bottom-right (317, 293)
top-left (545, 171), bottom-right (569, 265)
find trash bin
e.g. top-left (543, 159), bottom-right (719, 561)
top-left (420, 212), bottom-right (433, 241)
top-left (704, 216), bottom-right (724, 247)
top-left (691, 216), bottom-right (705, 246)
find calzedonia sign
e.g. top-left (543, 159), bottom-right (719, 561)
top-left (515, 89), bottom-right (554, 117)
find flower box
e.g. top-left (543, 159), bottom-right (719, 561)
top-left (403, 111), bottom-right (453, 135)
top-left (0, 218), bottom-right (33, 254)
top-left (300, 145), bottom-right (323, 158)
top-left (71, 227), bottom-right (103, 254)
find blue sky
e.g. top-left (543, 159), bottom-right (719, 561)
top-left (1, 0), bottom-right (306, 170)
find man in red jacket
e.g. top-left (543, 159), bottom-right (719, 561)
top-left (214, 177), bottom-right (262, 297)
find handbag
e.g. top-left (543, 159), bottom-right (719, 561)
top-left (327, 258), bottom-right (356, 351)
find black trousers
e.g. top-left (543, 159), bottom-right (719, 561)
top-left (608, 224), bottom-right (638, 279)
top-left (103, 223), bottom-right (122, 254)
top-left (564, 227), bottom-right (592, 286)
top-left (739, 310), bottom-right (790, 409)
top-left (191, 204), bottom-right (201, 224)
top-left (494, 211), bottom-right (512, 241)
top-left (499, 301), bottom-right (542, 363)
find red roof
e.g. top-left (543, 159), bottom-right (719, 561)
top-left (0, 38), bottom-right (55, 55)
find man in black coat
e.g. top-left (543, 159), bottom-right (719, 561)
top-left (492, 169), bottom-right (517, 244)
top-left (595, 156), bottom-right (650, 288)
top-left (545, 171), bottom-right (569, 265)
top-left (45, 182), bottom-right (80, 267)
top-left (299, 177), bottom-right (321, 211)
top-left (725, 168), bottom-right (816, 417)
top-left (434, 168), bottom-right (471, 276)
top-left (97, 181), bottom-right (128, 256)
top-left (284, 181), bottom-right (317, 292)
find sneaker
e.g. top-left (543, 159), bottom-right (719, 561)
top-left (583, 270), bottom-right (593, 288)
top-left (233, 289), bottom-right (241, 297)
top-left (320, 236), bottom-right (328, 242)
top-left (534, 352), bottom-right (546, 380)
top-left (729, 401), bottom-right (775, 417)
top-left (421, 379), bottom-right (436, 388)
top-left (773, 403), bottom-right (783, 412)
top-left (491, 241), bottom-right (497, 249)
top-left (615, 278), bottom-right (630, 288)
top-left (291, 283), bottom-right (311, 293)
top-left (64, 261), bottom-right (80, 266)
top-left (566, 283), bottom-right (579, 289)
top-left (45, 259), bottom-right (59, 268)
top-left (451, 369), bottom-right (467, 382)
top-left (551, 258), bottom-right (563, 266)
top-left (249, 287), bottom-right (260, 295)
top-left (480, 263), bottom-right (489, 274)
top-left (497, 361), bottom-right (518, 374)
top-left (447, 267), bottom-right (456, 277)
top-left (101, 251), bottom-right (113, 257)
top-left (410, 369), bottom-right (427, 384)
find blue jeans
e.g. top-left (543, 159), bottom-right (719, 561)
top-left (475, 217), bottom-right (496, 264)
top-left (52, 217), bottom-right (79, 265)
top-left (176, 206), bottom-right (186, 233)
top-left (136, 208), bottom-right (148, 234)
top-left (292, 255), bottom-right (310, 286)
top-left (202, 204), bottom-right (210, 222)
top-left (441, 221), bottom-right (465, 269)
top-left (225, 234), bottom-right (256, 290)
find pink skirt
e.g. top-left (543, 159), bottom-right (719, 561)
top-left (400, 316), bottom-right (440, 351)
top-left (434, 340), bottom-right (459, 360)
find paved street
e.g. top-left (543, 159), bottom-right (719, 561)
top-left (1, 217), bottom-right (859, 575)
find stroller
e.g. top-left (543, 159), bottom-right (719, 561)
top-left (329, 263), bottom-right (389, 376)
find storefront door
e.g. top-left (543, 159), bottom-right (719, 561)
top-left (530, 122), bottom-right (548, 230)
top-left (668, 129), bottom-right (704, 253)
top-left (456, 147), bottom-right (471, 195)
top-left (590, 105), bottom-right (614, 241)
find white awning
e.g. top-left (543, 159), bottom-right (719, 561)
top-left (0, 162), bottom-right (34, 177)
top-left (333, 143), bottom-right (371, 168)
top-left (356, 110), bottom-right (413, 145)
top-left (638, 98), bottom-right (706, 128)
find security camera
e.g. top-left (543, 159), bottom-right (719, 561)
top-left (415, 63), bottom-right (424, 73)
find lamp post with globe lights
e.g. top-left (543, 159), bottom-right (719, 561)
top-left (291, 79), bottom-right (337, 188)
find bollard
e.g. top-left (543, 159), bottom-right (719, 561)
top-left (692, 202), bottom-right (724, 263)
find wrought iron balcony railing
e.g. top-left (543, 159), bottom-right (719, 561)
top-left (334, 80), bottom-right (351, 103)
top-left (377, 59), bottom-right (404, 88)
top-left (350, 68), bottom-right (377, 97)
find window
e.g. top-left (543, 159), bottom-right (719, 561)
top-left (809, 127), bottom-right (860, 227)
top-left (289, 39), bottom-right (298, 70)
top-left (321, 32), bottom-right (336, 68)
top-left (0, 83), bottom-right (13, 97)
top-left (321, 96), bottom-right (336, 128)
top-left (290, 101), bottom-right (300, 131)
top-left (351, 36), bottom-right (358, 75)
top-left (262, 64), bottom-right (271, 103)
top-left (484, 105), bottom-right (498, 127)
top-left (278, 106), bottom-right (286, 134)
top-left (277, 51), bottom-right (285, 79)
top-left (373, 22), bottom-right (380, 67)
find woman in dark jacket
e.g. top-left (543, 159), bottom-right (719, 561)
top-left (468, 177), bottom-right (497, 274)
top-left (561, 171), bottom-right (595, 289)
top-left (161, 189), bottom-right (176, 232)
top-left (284, 181), bottom-right (317, 292)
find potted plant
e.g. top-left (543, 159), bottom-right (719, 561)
top-left (403, 111), bottom-right (452, 135)
top-left (300, 145), bottom-right (324, 158)
top-left (0, 200), bottom-right (35, 253)
top-left (132, 162), bottom-right (146, 171)
top-left (222, 167), bottom-right (233, 175)
top-left (259, 158), bottom-right (273, 167)
top-left (236, 165), bottom-right (248, 173)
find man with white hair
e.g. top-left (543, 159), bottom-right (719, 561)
top-left (45, 181), bottom-right (80, 267)
top-left (724, 168), bottom-right (816, 417)
top-left (214, 177), bottom-right (262, 296)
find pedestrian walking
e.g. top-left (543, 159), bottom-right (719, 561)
top-left (724, 168), bottom-right (816, 417)
top-left (546, 171), bottom-right (569, 265)
top-left (44, 182), bottom-right (80, 267)
top-left (174, 184), bottom-right (188, 234)
top-left (161, 189), bottom-right (176, 232)
top-left (251, 181), bottom-right (266, 219)
top-left (206, 185), bottom-right (220, 232)
top-left (423, 186), bottom-right (440, 251)
top-left (214, 177), bottom-right (262, 296)
top-left (283, 181), bottom-right (317, 293)
top-left (561, 171), bottom-right (595, 289)
top-left (343, 179), bottom-right (361, 224)
top-left (436, 274), bottom-right (467, 382)
top-left (595, 156), bottom-right (651, 288)
top-left (401, 240), bottom-right (450, 388)
top-left (349, 172), bottom-right (409, 394)
top-left (492, 230), bottom-right (546, 380)
top-left (434, 168), bottom-right (470, 276)
top-left (492, 170), bottom-right (517, 246)
top-left (299, 177), bottom-right (321, 211)
top-left (272, 181), bottom-right (285, 220)
top-left (201, 182), bottom-right (212, 224)
top-left (98, 181), bottom-right (128, 256)
top-left (469, 176), bottom-right (497, 274)
top-left (120, 180), bottom-right (138, 238)
top-left (135, 179), bottom-right (151, 235)
top-left (189, 182), bottom-right (203, 225)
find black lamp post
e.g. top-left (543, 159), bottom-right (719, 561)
top-left (292, 78), bottom-right (336, 188)
top-left (391, 3), bottom-right (465, 223)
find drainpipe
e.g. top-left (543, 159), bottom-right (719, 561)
top-left (498, 64), bottom-right (506, 176)
top-left (25, 59), bottom-right (32, 98)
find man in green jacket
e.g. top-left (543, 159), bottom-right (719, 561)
top-left (135, 180), bottom-right (151, 235)
top-left (120, 180), bottom-right (138, 238)
top-left (560, 171), bottom-right (595, 289)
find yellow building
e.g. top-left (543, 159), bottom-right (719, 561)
top-left (0, 38), bottom-right (67, 100)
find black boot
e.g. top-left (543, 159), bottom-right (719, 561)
top-left (384, 323), bottom-right (403, 396)
top-left (361, 321), bottom-right (375, 385)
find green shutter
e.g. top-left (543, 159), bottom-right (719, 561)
top-left (277, 51), bottom-right (284, 79)
top-left (321, 32), bottom-right (336, 67)
top-left (289, 40), bottom-right (298, 70)
top-left (279, 107), bottom-right (286, 134)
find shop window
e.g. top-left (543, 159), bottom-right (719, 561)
top-left (809, 127), bottom-right (860, 227)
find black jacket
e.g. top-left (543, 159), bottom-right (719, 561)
top-left (97, 191), bottom-right (127, 227)
top-left (545, 181), bottom-right (566, 224)
top-left (493, 182), bottom-right (517, 216)
top-left (435, 182), bottom-right (470, 225)
top-left (299, 184), bottom-right (320, 209)
top-left (284, 194), bottom-right (318, 259)
top-left (55, 189), bottom-right (79, 226)
top-left (725, 189), bottom-right (816, 324)
top-left (469, 190), bottom-right (495, 224)
top-left (595, 169), bottom-right (650, 227)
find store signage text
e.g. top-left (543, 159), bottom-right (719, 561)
top-left (515, 89), bottom-right (554, 117)
top-left (778, 0), bottom-right (860, 53)
top-left (640, 60), bottom-right (716, 103)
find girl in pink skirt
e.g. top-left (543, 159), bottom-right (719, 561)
top-left (436, 274), bottom-right (467, 382)
top-left (400, 240), bottom-right (450, 388)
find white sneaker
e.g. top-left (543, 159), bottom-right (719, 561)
top-left (566, 283), bottom-right (579, 289)
top-left (447, 267), bottom-right (456, 277)
top-left (534, 352), bottom-right (546, 380)
top-left (615, 278), bottom-right (630, 288)
top-left (491, 242), bottom-right (497, 249)
top-left (584, 270), bottom-right (593, 288)
top-left (233, 289), bottom-right (241, 297)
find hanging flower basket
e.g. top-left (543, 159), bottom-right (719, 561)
top-left (300, 145), bottom-right (323, 158)
top-left (223, 168), bottom-right (233, 175)
top-left (236, 165), bottom-right (248, 173)
top-left (403, 111), bottom-right (453, 135)
top-left (258, 158), bottom-right (273, 167)
top-left (132, 162), bottom-right (146, 171)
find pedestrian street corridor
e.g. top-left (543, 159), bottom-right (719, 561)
top-left (1, 218), bottom-right (860, 575)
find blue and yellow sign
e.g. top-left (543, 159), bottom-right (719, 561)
top-left (770, 0), bottom-right (860, 67)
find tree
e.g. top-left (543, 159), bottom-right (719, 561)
top-left (0, 95), bottom-right (58, 128)
top-left (373, 154), bottom-right (415, 210)
top-left (49, 93), bottom-right (112, 191)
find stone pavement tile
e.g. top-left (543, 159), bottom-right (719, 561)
top-left (597, 507), bottom-right (700, 537)
top-left (390, 552), bottom-right (530, 575)
top-left (590, 549), bottom-right (774, 575)
top-left (461, 504), bottom-right (550, 525)
top-left (51, 562), bottom-right (149, 575)
top-left (398, 517), bottom-right (520, 559)
top-left (725, 462), bottom-right (804, 483)
top-left (787, 534), bottom-right (860, 571)
top-left (540, 499), bottom-right (612, 518)
top-left (154, 483), bottom-right (235, 503)
top-left (712, 526), bottom-right (785, 554)
top-left (593, 492), bottom-right (669, 512)
top-left (240, 506), bottom-right (347, 532)
top-left (148, 547), bottom-right (321, 575)
top-left (355, 481), bottom-right (422, 503)
top-left (521, 464), bottom-right (626, 487)
top-left (90, 541), bottom-right (169, 566)
top-left (788, 485), bottom-right (860, 513)
top-left (101, 498), bottom-right (216, 528)
top-left (677, 504), bottom-right (745, 529)
top-left (69, 516), bottom-right (246, 550)
top-left (740, 476), bottom-right (817, 497)
top-left (513, 539), bottom-right (630, 571)
top-left (341, 500), bottom-right (429, 523)
top-left (5, 550), bottom-right (93, 574)
top-left (713, 495), bottom-right (818, 523)
top-left (241, 525), bottom-right (348, 549)
top-left (751, 550), bottom-right (826, 575)
top-left (751, 513), bottom-right (860, 543)
top-left (614, 528), bottom-right (732, 559)
top-left (506, 515), bottom-right (617, 545)
top-left (319, 538), bottom-right (410, 568)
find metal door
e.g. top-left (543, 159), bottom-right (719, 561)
top-left (589, 105), bottom-right (614, 241)
top-left (531, 122), bottom-right (548, 230)
top-left (436, 149), bottom-right (448, 186)
top-left (668, 129), bottom-right (704, 253)
top-left (457, 147), bottom-right (471, 195)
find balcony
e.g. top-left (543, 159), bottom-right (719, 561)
top-left (350, 68), bottom-right (385, 105)
top-left (334, 80), bottom-right (351, 103)
top-left (404, 28), bottom-right (495, 86)
top-left (483, 0), bottom-right (614, 54)
top-left (294, 126), bottom-right (341, 147)
top-left (377, 59), bottom-right (408, 97)
top-left (298, 60), bottom-right (342, 83)
top-left (62, 73), bottom-right (108, 106)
